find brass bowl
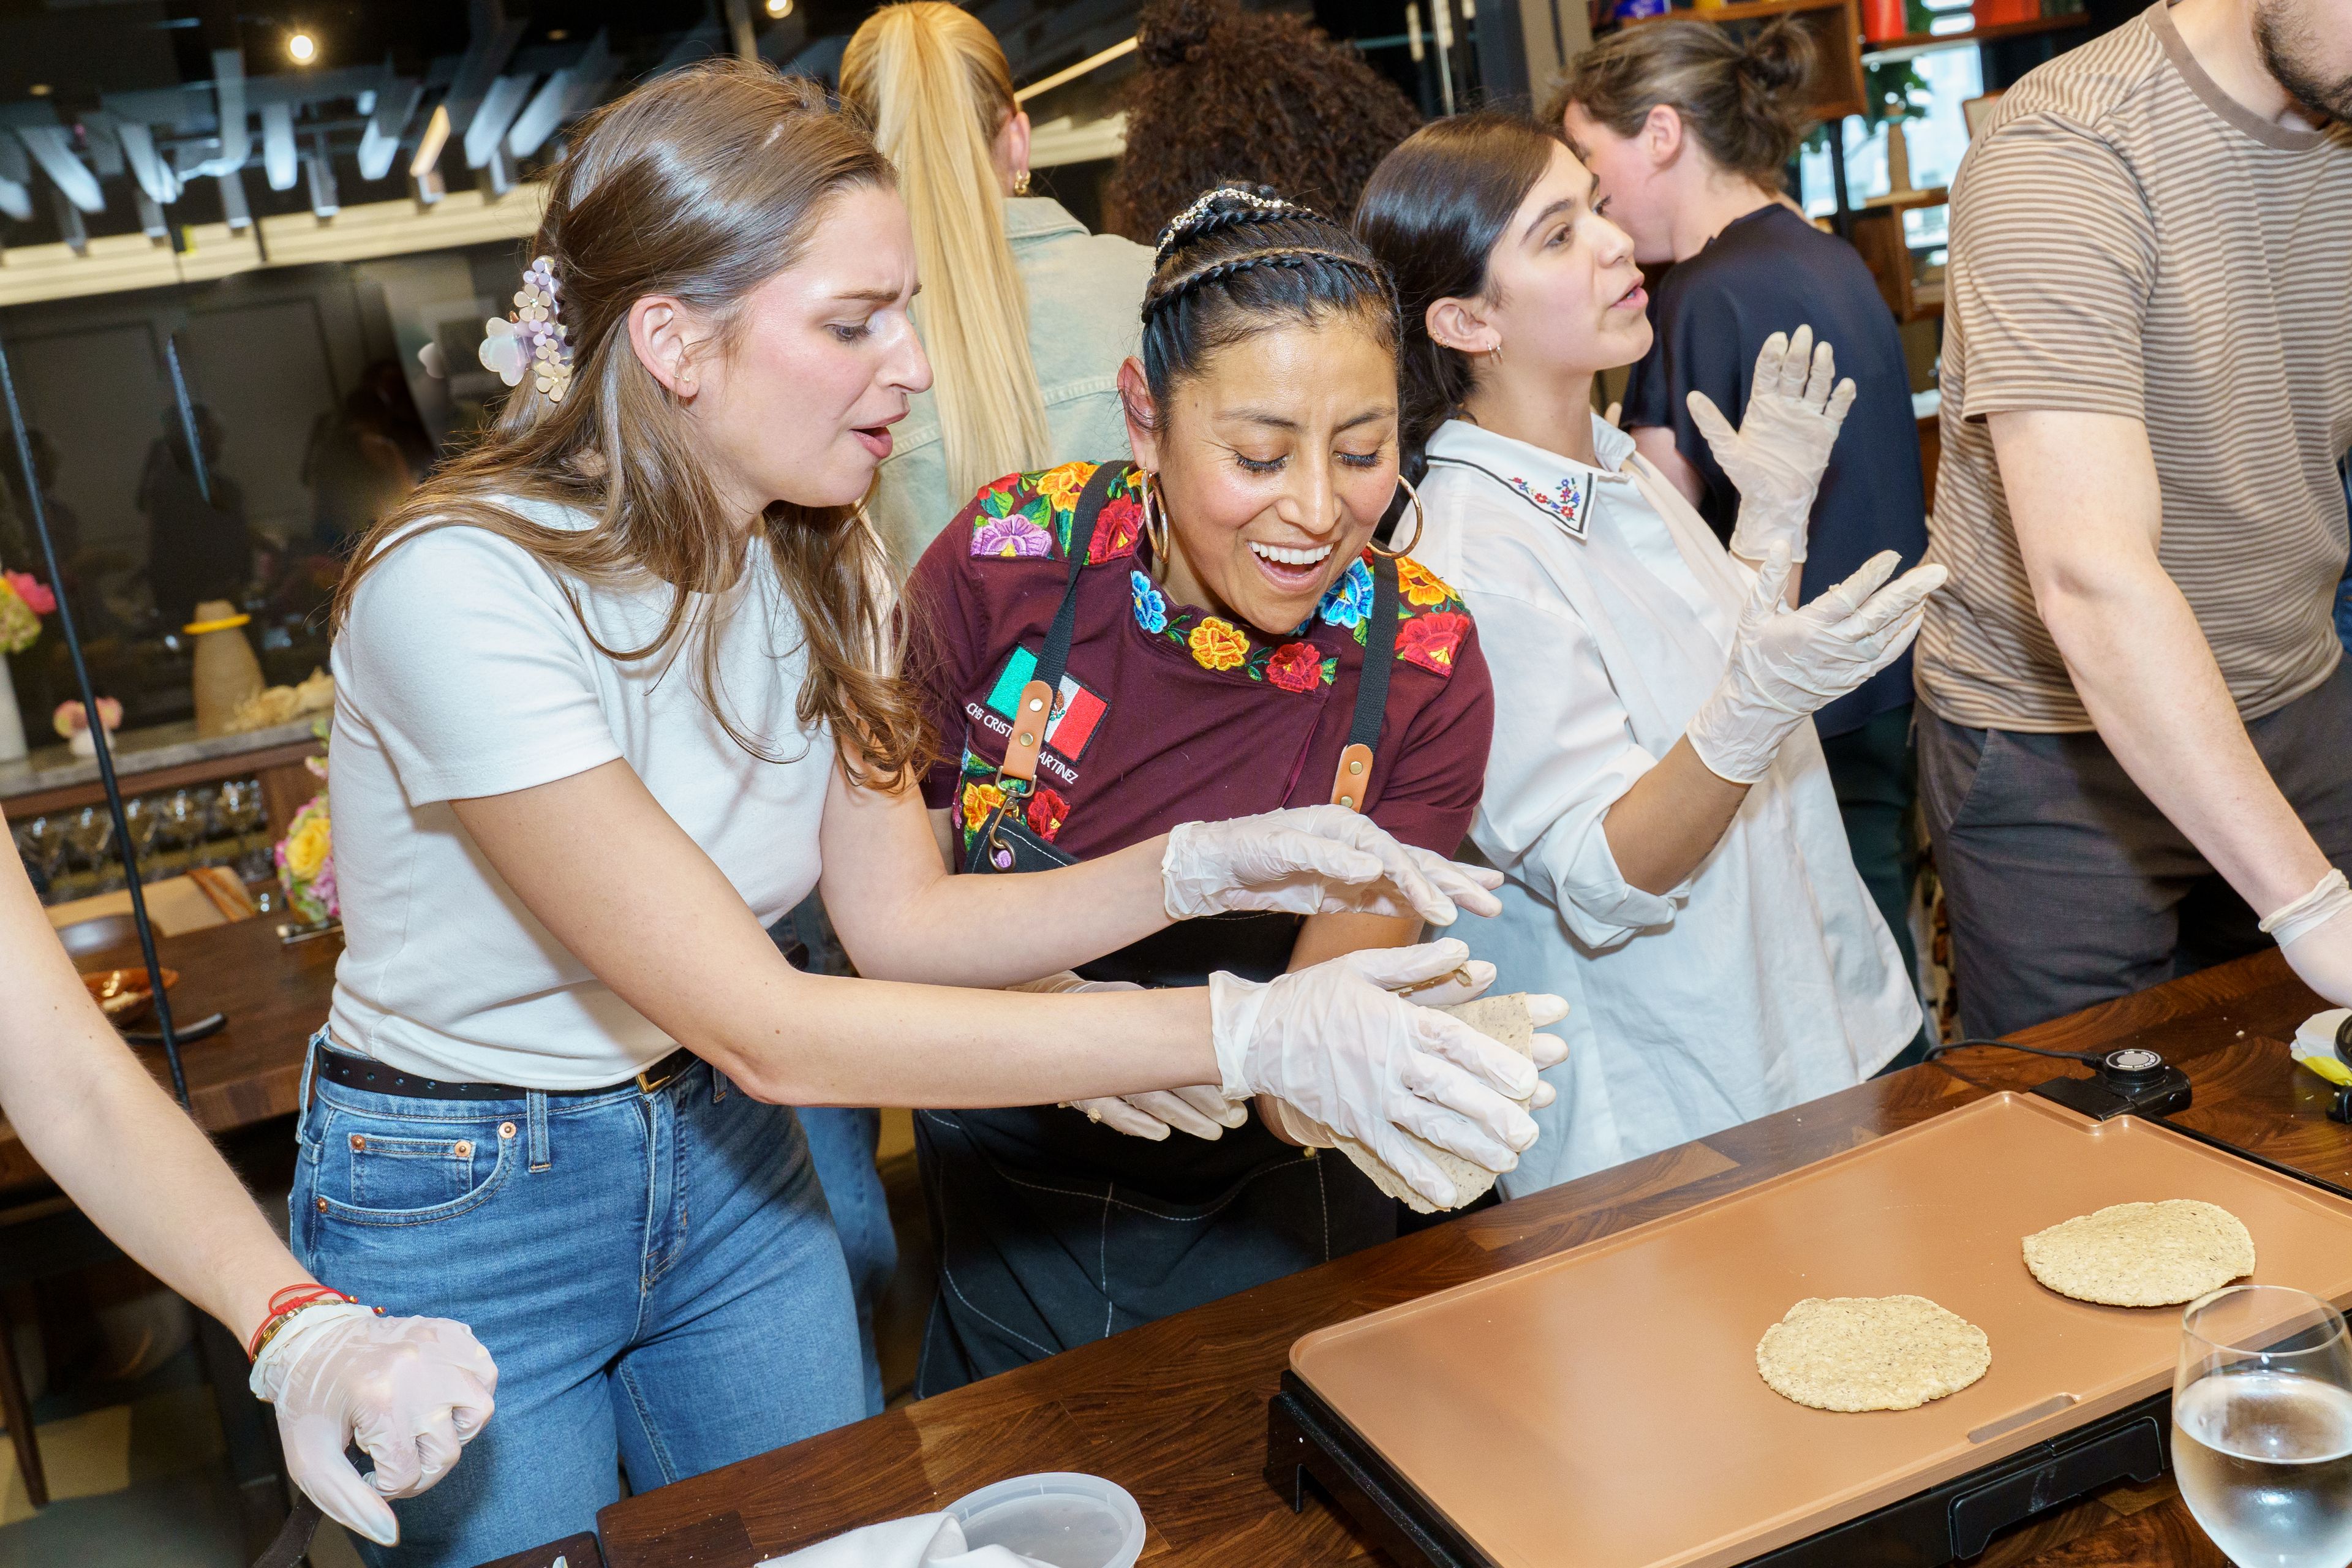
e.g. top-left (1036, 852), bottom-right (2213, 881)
top-left (82, 968), bottom-right (179, 1027)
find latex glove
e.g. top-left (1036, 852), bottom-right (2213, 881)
top-left (2269, 869), bottom-right (2352, 1008)
top-left (1021, 972), bottom-right (1253, 1141)
top-left (1208, 939), bottom-right (1562, 1209)
top-left (758, 1512), bottom-right (1048, 1567)
top-left (1163, 805), bottom-right (1504, 925)
top-left (250, 1303), bottom-right (497, 1547)
top-left (1687, 325), bottom-right (1856, 566)
top-left (1261, 982), bottom-right (1571, 1150)
top-left (1686, 543), bottom-right (1947, 785)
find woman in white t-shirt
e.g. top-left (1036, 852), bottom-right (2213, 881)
top-left (310, 62), bottom-right (1553, 1568)
top-left (1355, 115), bottom-right (1941, 1194)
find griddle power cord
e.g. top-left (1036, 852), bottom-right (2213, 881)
top-left (252, 1496), bottom-right (322, 1568)
top-left (1921, 1038), bottom-right (2108, 1068)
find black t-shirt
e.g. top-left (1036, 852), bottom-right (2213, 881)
top-left (1623, 203), bottom-right (1928, 738)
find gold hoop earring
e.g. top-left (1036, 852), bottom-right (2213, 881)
top-left (1369, 473), bottom-right (1425, 559)
top-left (1012, 169), bottom-right (1031, 197)
top-left (1142, 470), bottom-right (1171, 561)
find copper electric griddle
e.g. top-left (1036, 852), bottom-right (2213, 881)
top-left (1265, 1091), bottom-right (2352, 1568)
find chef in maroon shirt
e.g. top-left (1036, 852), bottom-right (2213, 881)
top-left (903, 187), bottom-right (1524, 1394)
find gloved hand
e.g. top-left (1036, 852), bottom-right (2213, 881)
top-left (1687, 325), bottom-right (1856, 567)
top-left (2269, 869), bottom-right (2352, 1008)
top-left (1164, 805), bottom-right (1503, 926)
top-left (1260, 978), bottom-right (1571, 1151)
top-left (1020, 972), bottom-right (1252, 1141)
top-left (1208, 939), bottom-right (1565, 1209)
top-left (1686, 543), bottom-right (1947, 785)
top-left (250, 1303), bottom-right (497, 1547)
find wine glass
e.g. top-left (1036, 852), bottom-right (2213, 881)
top-left (65, 805), bottom-right (117, 891)
top-left (121, 793), bottom-right (163, 880)
top-left (156, 788), bottom-right (200, 872)
top-left (2175, 1284), bottom-right (2352, 1568)
top-left (216, 778), bottom-right (266, 878)
top-left (190, 784), bottom-right (224, 867)
top-left (14, 815), bottom-right (66, 895)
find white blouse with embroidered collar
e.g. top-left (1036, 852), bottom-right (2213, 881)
top-left (1414, 410), bottom-right (1920, 1200)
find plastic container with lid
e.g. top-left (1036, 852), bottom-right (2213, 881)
top-left (943, 1472), bottom-right (1145, 1568)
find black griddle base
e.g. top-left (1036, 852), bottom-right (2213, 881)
top-left (1266, 1374), bottom-right (2169, 1568)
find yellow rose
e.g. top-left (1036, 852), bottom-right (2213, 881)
top-left (1187, 618), bottom-right (1250, 672)
top-left (1036, 462), bottom-right (1089, 514)
top-left (1395, 557), bottom-right (1455, 607)
top-left (284, 813), bottom-right (332, 880)
top-left (962, 781), bottom-right (1006, 832)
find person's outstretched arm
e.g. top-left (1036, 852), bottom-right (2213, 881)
top-left (0, 854), bottom-right (494, 1545)
top-left (1993, 409), bottom-right (2350, 996)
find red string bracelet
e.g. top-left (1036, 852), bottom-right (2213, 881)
top-left (247, 1285), bottom-right (360, 1361)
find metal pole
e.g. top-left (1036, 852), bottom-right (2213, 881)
top-left (0, 334), bottom-right (190, 1109)
top-left (164, 333), bottom-right (211, 508)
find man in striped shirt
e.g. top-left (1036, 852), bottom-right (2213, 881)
top-left (1917, 0), bottom-right (2352, 1037)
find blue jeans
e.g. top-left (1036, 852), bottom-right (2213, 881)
top-left (798, 1106), bottom-right (895, 1416)
top-left (290, 1037), bottom-right (864, 1568)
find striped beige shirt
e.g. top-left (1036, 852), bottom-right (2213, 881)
top-left (1919, 1), bottom-right (2352, 731)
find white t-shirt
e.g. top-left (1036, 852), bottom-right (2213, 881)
top-left (326, 499), bottom-right (832, 1088)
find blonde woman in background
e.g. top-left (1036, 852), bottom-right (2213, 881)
top-left (843, 1), bottom-right (1153, 567)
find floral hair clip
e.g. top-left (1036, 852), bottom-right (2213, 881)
top-left (478, 255), bottom-right (575, 403)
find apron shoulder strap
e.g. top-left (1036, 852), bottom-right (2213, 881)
top-left (997, 461), bottom-right (1133, 790)
top-left (1331, 552), bottom-right (1398, 810)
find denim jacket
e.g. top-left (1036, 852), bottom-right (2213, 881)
top-left (866, 197), bottom-right (1154, 571)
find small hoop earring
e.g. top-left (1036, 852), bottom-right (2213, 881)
top-left (1012, 169), bottom-right (1032, 197)
top-left (1369, 473), bottom-right (1425, 559)
top-left (1141, 470), bottom-right (1171, 561)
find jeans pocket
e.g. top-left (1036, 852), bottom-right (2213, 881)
top-left (308, 1105), bottom-right (518, 1228)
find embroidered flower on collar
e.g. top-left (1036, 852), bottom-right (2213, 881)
top-left (1130, 570), bottom-right (1170, 633)
top-left (1090, 495), bottom-right (1143, 563)
top-left (1395, 557), bottom-right (1457, 608)
top-left (1396, 610), bottom-right (1469, 675)
top-left (1316, 557), bottom-right (1374, 630)
top-left (1129, 568), bottom-right (1338, 690)
top-left (1506, 473), bottom-right (1587, 532)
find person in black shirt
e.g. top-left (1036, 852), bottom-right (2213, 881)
top-left (1550, 20), bottom-right (1931, 1054)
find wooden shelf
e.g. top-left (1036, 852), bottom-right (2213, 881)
top-left (1858, 185), bottom-right (1950, 211)
top-left (1861, 11), bottom-right (2090, 56)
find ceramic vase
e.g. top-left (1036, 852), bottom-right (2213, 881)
top-left (0, 656), bottom-right (26, 763)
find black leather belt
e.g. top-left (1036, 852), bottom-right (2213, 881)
top-left (312, 1043), bottom-right (699, 1102)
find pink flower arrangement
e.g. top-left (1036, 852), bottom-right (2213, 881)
top-left (4, 570), bottom-right (53, 615)
top-left (52, 697), bottom-right (123, 737)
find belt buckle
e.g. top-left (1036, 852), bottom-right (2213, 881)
top-left (635, 1055), bottom-right (680, 1095)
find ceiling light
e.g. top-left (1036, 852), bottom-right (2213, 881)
top-left (288, 31), bottom-right (317, 63)
top-left (547, 28), bottom-right (568, 40)
top-left (765, 0), bottom-right (791, 17)
top-left (26, 84), bottom-right (48, 97)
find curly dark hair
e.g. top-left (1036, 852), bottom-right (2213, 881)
top-left (1105, 0), bottom-right (1422, 244)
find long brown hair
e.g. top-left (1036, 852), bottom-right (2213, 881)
top-left (842, 3), bottom-right (1052, 505)
top-left (332, 59), bottom-right (929, 786)
top-left (1355, 114), bottom-right (1562, 473)
top-left (1547, 18), bottom-right (1815, 187)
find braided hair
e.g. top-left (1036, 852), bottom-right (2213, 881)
top-left (1137, 184), bottom-right (1399, 412)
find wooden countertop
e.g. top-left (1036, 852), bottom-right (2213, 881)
top-left (0, 714), bottom-right (322, 804)
top-left (552, 952), bottom-right (2331, 1568)
top-left (0, 914), bottom-right (337, 1195)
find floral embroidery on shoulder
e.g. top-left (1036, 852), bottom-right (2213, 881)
top-left (1390, 554), bottom-right (1471, 677)
top-left (965, 462), bottom-right (1147, 564)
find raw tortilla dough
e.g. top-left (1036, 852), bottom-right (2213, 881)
top-left (1756, 1295), bottom-right (1991, 1413)
top-left (1337, 993), bottom-right (1535, 1215)
top-left (2021, 1199), bottom-right (2255, 1307)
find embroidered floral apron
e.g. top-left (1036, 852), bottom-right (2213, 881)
top-left (915, 464), bottom-right (1406, 1396)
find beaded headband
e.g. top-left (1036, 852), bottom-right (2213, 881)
top-left (1152, 185), bottom-right (1305, 268)
top-left (477, 255), bottom-right (576, 404)
top-left (1143, 244), bottom-right (1393, 324)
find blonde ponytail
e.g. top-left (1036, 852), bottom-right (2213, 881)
top-left (843, 4), bottom-right (1053, 503)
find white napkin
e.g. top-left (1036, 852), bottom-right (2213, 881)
top-left (755, 1513), bottom-right (1051, 1568)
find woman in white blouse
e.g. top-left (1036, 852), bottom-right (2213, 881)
top-left (1357, 114), bottom-right (1945, 1193)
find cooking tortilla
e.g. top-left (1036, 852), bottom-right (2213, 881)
top-left (1755, 1295), bottom-right (1991, 1413)
top-left (2021, 1199), bottom-right (2255, 1307)
top-left (1336, 993), bottom-right (1536, 1216)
